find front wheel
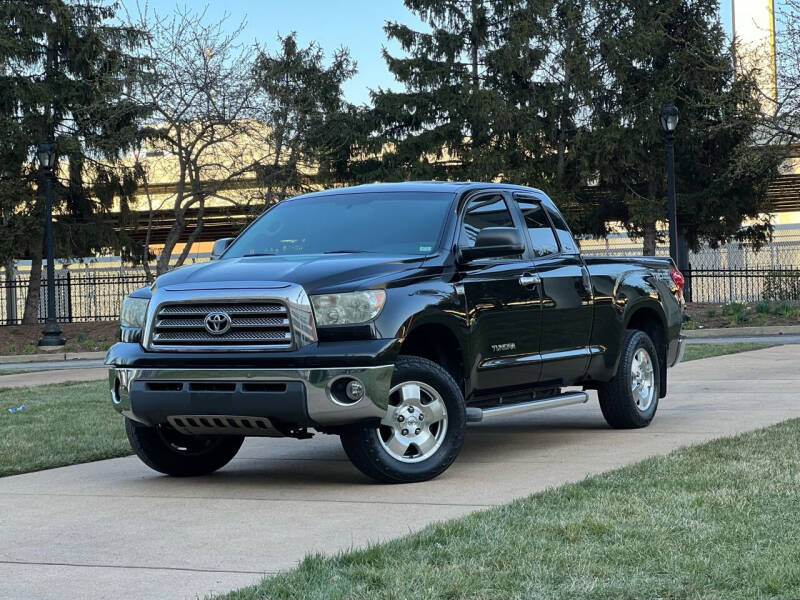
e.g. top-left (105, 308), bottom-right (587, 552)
top-left (125, 419), bottom-right (244, 476)
top-left (597, 329), bottom-right (661, 429)
top-left (340, 356), bottom-right (466, 483)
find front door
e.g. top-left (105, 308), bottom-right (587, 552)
top-left (456, 193), bottom-right (543, 396)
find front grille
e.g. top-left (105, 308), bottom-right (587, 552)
top-left (150, 301), bottom-right (293, 349)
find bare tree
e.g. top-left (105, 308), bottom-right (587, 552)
top-left (129, 6), bottom-right (268, 275)
top-left (762, 1), bottom-right (800, 146)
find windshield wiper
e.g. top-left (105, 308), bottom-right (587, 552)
top-left (244, 252), bottom-right (276, 257)
top-left (323, 250), bottom-right (369, 254)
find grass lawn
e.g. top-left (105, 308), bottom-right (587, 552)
top-left (682, 342), bottom-right (773, 362)
top-left (0, 380), bottom-right (129, 477)
top-left (222, 418), bottom-right (800, 600)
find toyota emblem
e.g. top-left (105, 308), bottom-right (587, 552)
top-left (204, 311), bottom-right (232, 335)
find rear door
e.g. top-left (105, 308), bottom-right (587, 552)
top-left (457, 192), bottom-right (543, 395)
top-left (513, 195), bottom-right (594, 386)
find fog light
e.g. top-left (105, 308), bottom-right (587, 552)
top-left (345, 379), bottom-right (365, 402)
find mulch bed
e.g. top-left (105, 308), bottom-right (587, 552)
top-left (685, 301), bottom-right (800, 329)
top-left (0, 322), bottom-right (119, 356)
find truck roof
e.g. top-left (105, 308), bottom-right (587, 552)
top-left (293, 181), bottom-right (549, 199)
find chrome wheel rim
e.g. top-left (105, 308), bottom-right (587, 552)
top-left (631, 348), bottom-right (655, 411)
top-left (378, 381), bottom-right (448, 463)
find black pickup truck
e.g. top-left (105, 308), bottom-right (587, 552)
top-left (107, 182), bottom-right (685, 483)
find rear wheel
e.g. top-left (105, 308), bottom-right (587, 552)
top-left (125, 418), bottom-right (244, 476)
top-left (598, 329), bottom-right (661, 429)
top-left (340, 356), bottom-right (466, 483)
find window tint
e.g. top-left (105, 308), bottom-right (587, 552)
top-left (459, 195), bottom-right (516, 250)
top-left (517, 200), bottom-right (559, 257)
top-left (546, 207), bottom-right (579, 254)
top-left (225, 192), bottom-right (452, 257)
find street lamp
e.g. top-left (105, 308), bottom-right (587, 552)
top-left (659, 104), bottom-right (679, 266)
top-left (37, 141), bottom-right (65, 349)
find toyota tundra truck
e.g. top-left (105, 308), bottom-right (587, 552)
top-left (107, 182), bottom-right (685, 483)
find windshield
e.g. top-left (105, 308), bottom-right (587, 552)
top-left (224, 191), bottom-right (454, 257)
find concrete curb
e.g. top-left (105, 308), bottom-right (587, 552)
top-left (0, 350), bottom-right (106, 365)
top-left (684, 324), bottom-right (800, 338)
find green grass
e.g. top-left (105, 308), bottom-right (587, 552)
top-left (0, 380), bottom-right (129, 477)
top-left (683, 342), bottom-right (773, 362)
top-left (221, 418), bottom-right (800, 600)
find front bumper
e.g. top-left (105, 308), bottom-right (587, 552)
top-left (108, 364), bottom-right (393, 429)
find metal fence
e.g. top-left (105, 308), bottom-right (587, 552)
top-left (1, 271), bottom-right (149, 325)
top-left (684, 268), bottom-right (800, 303)
top-left (2, 261), bottom-right (800, 326)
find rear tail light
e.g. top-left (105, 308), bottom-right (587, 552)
top-left (670, 267), bottom-right (685, 295)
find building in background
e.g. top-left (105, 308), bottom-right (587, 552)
top-left (733, 0), bottom-right (778, 113)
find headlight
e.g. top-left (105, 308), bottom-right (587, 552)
top-left (120, 296), bottom-right (149, 329)
top-left (311, 290), bottom-right (386, 326)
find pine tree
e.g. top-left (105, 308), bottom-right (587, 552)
top-left (586, 0), bottom-right (781, 254)
top-left (368, 0), bottom-right (552, 182)
top-left (0, 0), bottom-right (148, 322)
top-left (253, 33), bottom-right (357, 205)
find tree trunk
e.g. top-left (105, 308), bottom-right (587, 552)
top-left (556, 51), bottom-right (571, 182)
top-left (642, 221), bottom-right (657, 256)
top-left (156, 218), bottom-right (184, 276)
top-left (469, 0), bottom-right (482, 161)
top-left (4, 258), bottom-right (17, 325)
top-left (22, 244), bottom-right (43, 325)
top-left (174, 201), bottom-right (205, 268)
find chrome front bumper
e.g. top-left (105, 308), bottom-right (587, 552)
top-left (109, 364), bottom-right (393, 428)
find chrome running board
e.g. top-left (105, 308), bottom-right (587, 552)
top-left (466, 392), bottom-right (588, 423)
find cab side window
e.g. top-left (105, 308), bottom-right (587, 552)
top-left (459, 195), bottom-right (518, 258)
top-left (545, 207), bottom-right (579, 254)
top-left (517, 200), bottom-right (559, 257)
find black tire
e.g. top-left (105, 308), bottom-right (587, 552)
top-left (125, 418), bottom-right (244, 477)
top-left (598, 329), bottom-right (661, 429)
top-left (340, 356), bottom-right (466, 483)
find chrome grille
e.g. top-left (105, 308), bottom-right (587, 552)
top-left (150, 301), bottom-right (293, 349)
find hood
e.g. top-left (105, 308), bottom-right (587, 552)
top-left (153, 253), bottom-right (427, 294)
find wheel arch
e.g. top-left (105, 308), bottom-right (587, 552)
top-left (398, 321), bottom-right (467, 397)
top-left (624, 302), bottom-right (669, 398)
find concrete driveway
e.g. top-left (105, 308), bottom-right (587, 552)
top-left (1, 345), bottom-right (798, 600)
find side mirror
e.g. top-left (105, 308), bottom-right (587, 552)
top-left (211, 237), bottom-right (234, 260)
top-left (458, 227), bottom-right (525, 262)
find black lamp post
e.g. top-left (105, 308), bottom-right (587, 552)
top-left (37, 141), bottom-right (65, 349)
top-left (659, 104), bottom-right (679, 266)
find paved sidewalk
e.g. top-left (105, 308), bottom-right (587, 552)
top-left (685, 334), bottom-right (800, 345)
top-left (0, 366), bottom-right (107, 389)
top-left (0, 358), bottom-right (105, 373)
top-left (1, 346), bottom-right (798, 600)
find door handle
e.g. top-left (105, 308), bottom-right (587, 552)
top-left (519, 274), bottom-right (541, 288)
